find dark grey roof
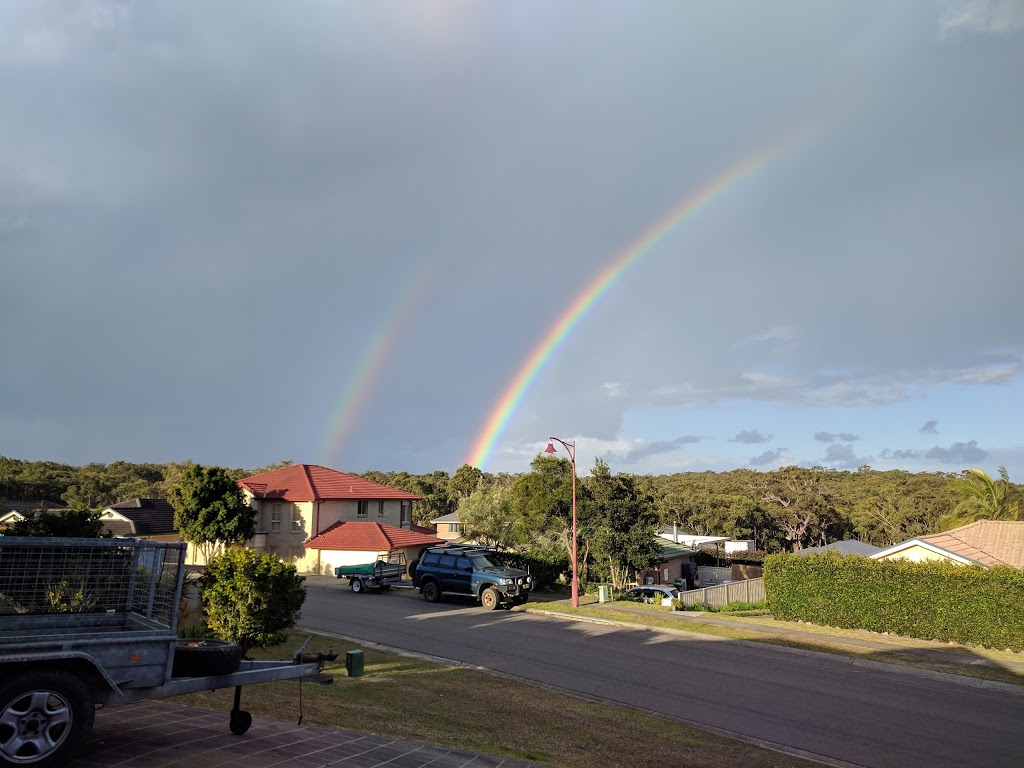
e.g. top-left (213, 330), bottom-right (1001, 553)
top-left (797, 540), bottom-right (882, 556)
top-left (104, 498), bottom-right (177, 536)
top-left (1, 500), bottom-right (73, 513)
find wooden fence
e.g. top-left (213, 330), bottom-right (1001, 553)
top-left (678, 577), bottom-right (765, 608)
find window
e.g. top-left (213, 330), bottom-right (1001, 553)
top-left (400, 501), bottom-right (411, 527)
top-left (377, 500), bottom-right (385, 517)
top-left (267, 546), bottom-right (279, 558)
top-left (439, 555), bottom-right (457, 569)
top-left (421, 552), bottom-right (440, 567)
top-left (291, 505), bottom-right (303, 533)
top-left (288, 546), bottom-right (303, 561)
top-left (270, 504), bottom-right (282, 532)
top-left (357, 500), bottom-right (368, 518)
top-left (449, 522), bottom-right (462, 534)
top-left (662, 568), bottom-right (669, 581)
top-left (455, 556), bottom-right (472, 572)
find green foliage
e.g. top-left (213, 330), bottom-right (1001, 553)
top-left (939, 466), bottom-right (1021, 530)
top-left (9, 510), bottom-right (107, 538)
top-left (458, 480), bottom-right (520, 550)
top-left (170, 465), bottom-right (256, 563)
top-left (500, 549), bottom-right (567, 590)
top-left (448, 464), bottom-right (483, 500)
top-left (764, 552), bottom-right (1024, 651)
top-left (200, 548), bottom-right (306, 654)
top-left (583, 460), bottom-right (662, 590)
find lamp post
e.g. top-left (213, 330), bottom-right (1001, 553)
top-left (544, 436), bottom-right (578, 607)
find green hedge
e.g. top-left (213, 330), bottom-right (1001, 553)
top-left (763, 552), bottom-right (1024, 651)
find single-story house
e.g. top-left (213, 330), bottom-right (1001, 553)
top-left (237, 464), bottom-right (421, 574)
top-left (797, 540), bottom-right (882, 557)
top-left (430, 512), bottom-right (465, 542)
top-left (99, 498), bottom-right (178, 539)
top-left (638, 541), bottom-right (698, 587)
top-left (304, 521), bottom-right (444, 576)
top-left (871, 520), bottom-right (1024, 568)
top-left (0, 501), bottom-right (75, 530)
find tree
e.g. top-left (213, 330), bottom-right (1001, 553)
top-left (459, 479), bottom-right (518, 550)
top-left (8, 510), bottom-right (106, 538)
top-left (751, 467), bottom-right (835, 552)
top-left (940, 466), bottom-right (1021, 530)
top-left (199, 549), bottom-right (306, 655)
top-left (169, 465), bottom-right (256, 563)
top-left (583, 460), bottom-right (662, 590)
top-left (448, 464), bottom-right (483, 501)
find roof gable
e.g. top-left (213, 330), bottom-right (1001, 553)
top-left (239, 464), bottom-right (420, 503)
top-left (305, 521), bottom-right (443, 551)
top-left (101, 498), bottom-right (177, 536)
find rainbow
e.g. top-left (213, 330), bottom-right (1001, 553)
top-left (465, 134), bottom-right (811, 469)
top-left (317, 264), bottom-right (441, 466)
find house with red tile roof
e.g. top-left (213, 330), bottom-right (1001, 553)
top-left (237, 464), bottom-right (421, 575)
top-left (871, 520), bottom-right (1024, 568)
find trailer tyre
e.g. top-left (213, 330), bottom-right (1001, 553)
top-left (229, 710), bottom-right (252, 736)
top-left (350, 577), bottom-right (365, 593)
top-left (172, 640), bottom-right (244, 678)
top-left (0, 669), bottom-right (95, 768)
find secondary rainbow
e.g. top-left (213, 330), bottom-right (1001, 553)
top-left (465, 135), bottom-right (808, 469)
top-left (317, 264), bottom-right (440, 466)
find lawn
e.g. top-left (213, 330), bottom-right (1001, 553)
top-left (170, 632), bottom-right (819, 768)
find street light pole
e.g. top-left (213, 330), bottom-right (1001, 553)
top-left (544, 436), bottom-right (578, 607)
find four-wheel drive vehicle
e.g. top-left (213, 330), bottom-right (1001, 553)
top-left (411, 545), bottom-right (532, 609)
top-left (334, 553), bottom-right (406, 593)
top-left (0, 537), bottom-right (324, 768)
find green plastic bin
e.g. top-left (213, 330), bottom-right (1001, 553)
top-left (346, 649), bottom-right (364, 677)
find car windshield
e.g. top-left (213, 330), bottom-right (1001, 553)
top-left (470, 554), bottom-right (505, 569)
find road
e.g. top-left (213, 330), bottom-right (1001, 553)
top-left (300, 579), bottom-right (1024, 768)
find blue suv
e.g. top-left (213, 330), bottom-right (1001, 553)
top-left (411, 545), bottom-right (533, 609)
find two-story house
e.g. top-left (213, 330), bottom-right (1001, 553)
top-left (237, 464), bottom-right (421, 574)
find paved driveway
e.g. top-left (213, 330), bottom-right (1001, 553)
top-left (69, 701), bottom-right (542, 768)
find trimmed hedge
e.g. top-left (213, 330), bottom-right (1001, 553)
top-left (763, 552), bottom-right (1024, 651)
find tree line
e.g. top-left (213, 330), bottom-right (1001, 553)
top-left (2, 454), bottom-right (1020, 587)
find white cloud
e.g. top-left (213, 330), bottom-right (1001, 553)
top-left (939, 1), bottom-right (1024, 37)
top-left (732, 430), bottom-right (773, 444)
top-left (920, 420), bottom-right (939, 434)
top-left (925, 440), bottom-right (989, 464)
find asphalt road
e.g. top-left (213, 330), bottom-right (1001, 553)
top-left (300, 579), bottom-right (1024, 768)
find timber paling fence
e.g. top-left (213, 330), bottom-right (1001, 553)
top-left (679, 577), bottom-right (765, 608)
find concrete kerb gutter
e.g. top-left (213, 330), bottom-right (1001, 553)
top-left (522, 607), bottom-right (1024, 697)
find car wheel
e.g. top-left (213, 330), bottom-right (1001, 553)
top-left (0, 669), bottom-right (95, 768)
top-left (481, 587), bottom-right (500, 610)
top-left (351, 578), bottom-right (364, 594)
top-left (422, 580), bottom-right (441, 603)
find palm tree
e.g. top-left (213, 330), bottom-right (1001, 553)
top-left (939, 466), bottom-right (1021, 530)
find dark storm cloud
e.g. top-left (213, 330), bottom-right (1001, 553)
top-left (925, 441), bottom-right (988, 464)
top-left (920, 420), bottom-right (939, 434)
top-left (732, 430), bottom-right (772, 444)
top-left (750, 448), bottom-right (786, 466)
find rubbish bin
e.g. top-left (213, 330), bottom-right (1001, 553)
top-left (597, 585), bottom-right (611, 603)
top-left (345, 649), bottom-right (364, 677)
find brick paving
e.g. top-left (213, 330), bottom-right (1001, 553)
top-left (68, 701), bottom-right (543, 768)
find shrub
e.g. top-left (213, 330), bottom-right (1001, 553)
top-left (200, 549), bottom-right (306, 654)
top-left (764, 552), bottom-right (1024, 651)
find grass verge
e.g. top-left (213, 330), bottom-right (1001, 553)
top-left (169, 632), bottom-right (818, 768)
top-left (528, 602), bottom-right (1024, 687)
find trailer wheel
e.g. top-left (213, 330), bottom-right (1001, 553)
top-left (350, 577), bottom-right (365, 593)
top-left (0, 669), bottom-right (95, 768)
top-left (172, 640), bottom-right (244, 678)
top-left (229, 710), bottom-right (252, 736)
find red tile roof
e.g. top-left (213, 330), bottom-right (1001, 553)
top-left (238, 464), bottom-right (420, 502)
top-left (305, 522), bottom-right (443, 551)
top-left (918, 520), bottom-right (1024, 568)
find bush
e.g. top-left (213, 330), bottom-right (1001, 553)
top-left (200, 549), bottom-right (306, 654)
top-left (500, 549), bottom-right (567, 590)
top-left (764, 552), bottom-right (1024, 651)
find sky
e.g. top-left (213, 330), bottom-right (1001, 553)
top-left (2, 1), bottom-right (1023, 481)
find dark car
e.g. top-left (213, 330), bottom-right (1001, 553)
top-left (623, 585), bottom-right (679, 606)
top-left (411, 544), bottom-right (533, 610)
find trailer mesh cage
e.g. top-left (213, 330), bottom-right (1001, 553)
top-left (0, 537), bottom-right (187, 629)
